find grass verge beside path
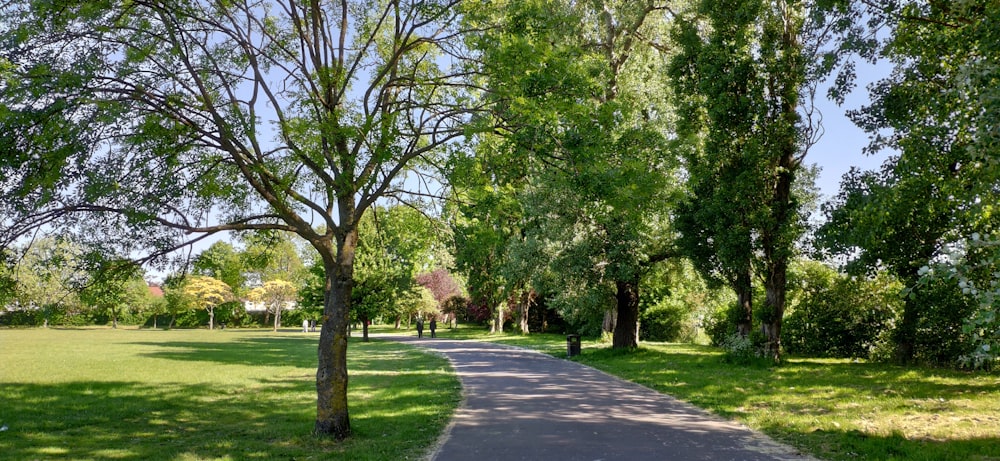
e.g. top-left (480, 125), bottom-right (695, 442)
top-left (0, 327), bottom-right (460, 461)
top-left (432, 325), bottom-right (1000, 461)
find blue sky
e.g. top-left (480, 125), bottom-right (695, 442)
top-left (807, 59), bottom-right (893, 202)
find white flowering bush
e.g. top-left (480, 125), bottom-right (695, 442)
top-left (910, 233), bottom-right (1000, 369)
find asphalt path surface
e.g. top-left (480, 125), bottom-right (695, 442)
top-left (386, 336), bottom-right (818, 461)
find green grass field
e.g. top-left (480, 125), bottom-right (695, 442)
top-left (434, 326), bottom-right (1000, 461)
top-left (0, 328), bottom-right (459, 461)
top-left (6, 324), bottom-right (999, 461)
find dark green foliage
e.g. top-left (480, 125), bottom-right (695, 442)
top-left (705, 302), bottom-right (754, 347)
top-left (525, 296), bottom-right (568, 334)
top-left (783, 266), bottom-right (900, 359)
top-left (903, 278), bottom-right (978, 366)
top-left (639, 300), bottom-right (686, 342)
top-left (818, 1), bottom-right (1000, 365)
top-left (441, 296), bottom-right (470, 323)
top-left (0, 308), bottom-right (44, 327)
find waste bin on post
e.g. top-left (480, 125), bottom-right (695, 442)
top-left (566, 334), bottom-right (581, 357)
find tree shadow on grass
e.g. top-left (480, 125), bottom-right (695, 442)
top-left (130, 336), bottom-right (426, 371)
top-left (131, 335), bottom-right (318, 368)
top-left (771, 426), bottom-right (1000, 461)
top-left (1, 340), bottom-right (458, 461)
top-left (579, 345), bottom-right (1000, 461)
top-left (0, 380), bottom-right (324, 461)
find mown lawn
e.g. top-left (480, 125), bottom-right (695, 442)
top-left (0, 327), bottom-right (459, 461)
top-left (435, 325), bottom-right (1000, 461)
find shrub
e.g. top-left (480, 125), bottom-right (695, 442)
top-left (719, 331), bottom-right (769, 365)
top-left (906, 277), bottom-right (978, 366)
top-left (704, 302), bottom-right (748, 347)
top-left (640, 298), bottom-right (686, 342)
top-left (465, 299), bottom-right (493, 325)
top-left (783, 270), bottom-right (900, 359)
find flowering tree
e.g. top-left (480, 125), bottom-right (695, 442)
top-left (183, 275), bottom-right (233, 330)
top-left (248, 279), bottom-right (297, 332)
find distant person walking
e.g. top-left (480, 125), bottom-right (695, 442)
top-left (416, 317), bottom-right (425, 338)
top-left (429, 318), bottom-right (437, 338)
top-left (302, 318), bottom-right (309, 333)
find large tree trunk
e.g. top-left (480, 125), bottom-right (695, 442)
top-left (894, 271), bottom-right (922, 364)
top-left (758, 0), bottom-right (805, 363)
top-left (759, 155), bottom-right (795, 362)
top-left (734, 270), bottom-right (753, 337)
top-left (517, 290), bottom-right (532, 334)
top-left (491, 302), bottom-right (504, 334)
top-left (602, 310), bottom-right (616, 335)
top-left (761, 258), bottom-right (788, 361)
top-left (895, 299), bottom-right (919, 364)
top-left (612, 278), bottom-right (640, 349)
top-left (314, 229), bottom-right (357, 439)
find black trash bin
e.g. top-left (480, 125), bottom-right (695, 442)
top-left (566, 334), bottom-right (581, 357)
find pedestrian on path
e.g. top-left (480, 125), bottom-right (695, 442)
top-left (416, 317), bottom-right (424, 338)
top-left (430, 318), bottom-right (437, 338)
top-left (302, 318), bottom-right (309, 333)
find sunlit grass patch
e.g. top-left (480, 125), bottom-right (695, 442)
top-left (0, 328), bottom-right (459, 460)
top-left (444, 325), bottom-right (1000, 461)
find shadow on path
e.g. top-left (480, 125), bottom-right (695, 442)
top-left (387, 336), bottom-right (817, 461)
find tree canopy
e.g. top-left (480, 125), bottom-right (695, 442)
top-left (1, 0), bottom-right (476, 438)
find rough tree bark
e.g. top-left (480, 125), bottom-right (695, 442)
top-left (313, 228), bottom-right (357, 439)
top-left (612, 278), bottom-right (641, 349)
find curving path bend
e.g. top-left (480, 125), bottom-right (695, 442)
top-left (386, 336), bottom-right (818, 461)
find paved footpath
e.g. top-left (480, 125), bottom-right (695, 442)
top-left (387, 336), bottom-right (818, 461)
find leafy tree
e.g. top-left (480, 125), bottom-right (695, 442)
top-left (446, 136), bottom-right (524, 334)
top-left (141, 284), bottom-right (169, 329)
top-left (416, 268), bottom-right (463, 324)
top-left (9, 237), bottom-right (87, 326)
top-left (241, 231), bottom-right (307, 287)
top-left (248, 279), bottom-right (297, 331)
top-left (300, 205), bottom-right (442, 340)
top-left (1, 0), bottom-right (473, 437)
top-left (192, 242), bottom-right (247, 296)
top-left (668, 0), bottom-right (839, 359)
top-left (465, 0), bottom-right (678, 347)
top-left (78, 261), bottom-right (146, 329)
top-left (0, 252), bottom-right (16, 309)
top-left (182, 275), bottom-right (233, 330)
top-left (818, 0), bottom-right (1000, 363)
top-left (161, 273), bottom-right (194, 330)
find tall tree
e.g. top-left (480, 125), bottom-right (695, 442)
top-left (818, 0), bottom-right (1000, 363)
top-left (10, 237), bottom-right (87, 325)
top-left (669, 0), bottom-right (833, 359)
top-left (78, 260), bottom-right (146, 329)
top-left (0, 0), bottom-right (474, 437)
top-left (241, 231), bottom-right (307, 286)
top-left (465, 0), bottom-right (678, 348)
top-left (192, 241), bottom-right (247, 295)
top-left (446, 134), bottom-right (525, 334)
